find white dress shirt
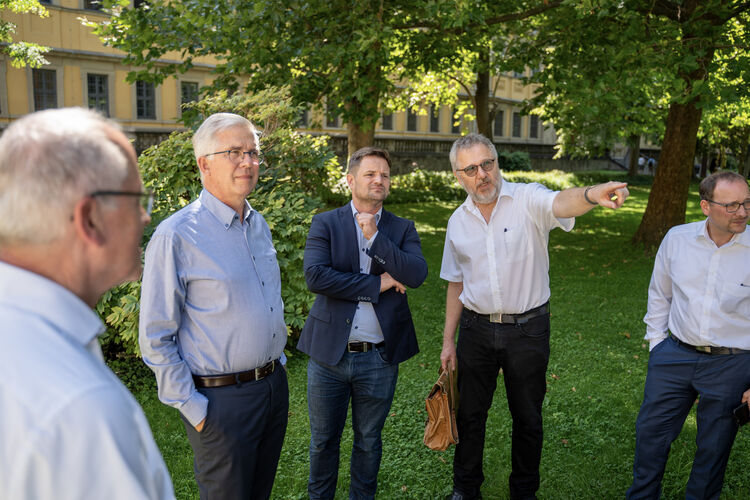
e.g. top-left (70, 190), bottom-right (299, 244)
top-left (644, 219), bottom-right (750, 350)
top-left (440, 180), bottom-right (574, 315)
top-left (0, 261), bottom-right (174, 499)
top-left (349, 201), bottom-right (385, 343)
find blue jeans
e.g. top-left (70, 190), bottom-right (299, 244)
top-left (627, 336), bottom-right (750, 500)
top-left (307, 346), bottom-right (399, 500)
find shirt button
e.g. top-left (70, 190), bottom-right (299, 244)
top-left (262, 281), bottom-right (265, 286)
top-left (355, 326), bottom-right (358, 329)
top-left (225, 224), bottom-right (229, 228)
top-left (273, 333), bottom-right (276, 337)
top-left (270, 307), bottom-right (274, 312)
top-left (360, 268), bottom-right (363, 272)
top-left (346, 318), bottom-right (351, 324)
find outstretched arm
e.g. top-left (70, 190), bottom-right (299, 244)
top-left (552, 181), bottom-right (629, 218)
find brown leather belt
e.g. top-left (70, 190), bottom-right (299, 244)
top-left (672, 335), bottom-right (750, 355)
top-left (193, 359), bottom-right (277, 388)
top-left (467, 302), bottom-right (550, 325)
top-left (346, 341), bottom-right (385, 353)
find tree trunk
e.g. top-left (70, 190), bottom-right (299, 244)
top-left (475, 49), bottom-right (491, 137)
top-left (632, 101), bottom-right (702, 249)
top-left (627, 134), bottom-right (641, 177)
top-left (346, 121), bottom-right (376, 159)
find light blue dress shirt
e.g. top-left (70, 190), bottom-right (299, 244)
top-left (139, 189), bottom-right (286, 427)
top-left (349, 201), bottom-right (384, 344)
top-left (0, 261), bottom-right (174, 499)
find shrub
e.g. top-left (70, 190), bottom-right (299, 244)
top-left (498, 150), bottom-right (531, 171)
top-left (97, 87), bottom-right (340, 355)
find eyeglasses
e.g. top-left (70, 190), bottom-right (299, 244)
top-left (455, 158), bottom-right (495, 177)
top-left (204, 149), bottom-right (265, 165)
top-left (90, 190), bottom-right (154, 216)
top-left (705, 199), bottom-right (750, 213)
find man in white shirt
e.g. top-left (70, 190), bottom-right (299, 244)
top-left (627, 171), bottom-right (750, 500)
top-left (0, 108), bottom-right (173, 499)
top-left (440, 133), bottom-right (629, 500)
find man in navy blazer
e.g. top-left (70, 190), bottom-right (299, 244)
top-left (298, 146), bottom-right (428, 499)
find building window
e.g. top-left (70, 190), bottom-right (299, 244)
top-left (33, 69), bottom-right (57, 111)
top-left (381, 112), bottom-right (393, 130)
top-left (452, 107), bottom-right (461, 134)
top-left (430, 105), bottom-right (440, 133)
top-left (87, 74), bottom-right (108, 116)
top-left (180, 81), bottom-right (199, 109)
top-left (529, 115), bottom-right (539, 139)
top-left (407, 109), bottom-right (418, 132)
top-left (136, 80), bottom-right (156, 119)
top-left (326, 101), bottom-right (339, 128)
top-left (84, 0), bottom-right (103, 10)
top-left (296, 109), bottom-right (309, 127)
top-left (493, 110), bottom-right (504, 137)
top-left (512, 112), bottom-right (522, 138)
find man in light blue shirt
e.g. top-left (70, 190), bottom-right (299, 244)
top-left (140, 113), bottom-right (288, 500)
top-left (0, 108), bottom-right (173, 499)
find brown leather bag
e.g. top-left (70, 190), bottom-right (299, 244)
top-left (423, 368), bottom-right (459, 451)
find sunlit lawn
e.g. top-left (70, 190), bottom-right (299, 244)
top-left (121, 181), bottom-right (750, 499)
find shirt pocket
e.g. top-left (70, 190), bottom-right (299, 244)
top-left (503, 227), bottom-right (532, 262)
top-left (720, 282), bottom-right (750, 317)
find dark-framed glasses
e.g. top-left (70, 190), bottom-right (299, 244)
top-left (204, 149), bottom-right (265, 165)
top-left (91, 190), bottom-right (154, 216)
top-left (456, 158), bottom-right (495, 177)
top-left (705, 199), bottom-right (750, 213)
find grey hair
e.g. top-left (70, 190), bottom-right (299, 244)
top-left (448, 133), bottom-right (498, 171)
top-left (192, 113), bottom-right (259, 161)
top-left (0, 107), bottom-right (130, 246)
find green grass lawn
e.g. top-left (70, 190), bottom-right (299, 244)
top-left (121, 182), bottom-right (750, 499)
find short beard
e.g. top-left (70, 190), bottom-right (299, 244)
top-left (459, 177), bottom-right (499, 205)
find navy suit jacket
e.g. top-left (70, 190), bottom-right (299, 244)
top-left (297, 204), bottom-right (428, 366)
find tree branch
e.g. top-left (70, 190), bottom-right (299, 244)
top-left (448, 74), bottom-right (477, 109)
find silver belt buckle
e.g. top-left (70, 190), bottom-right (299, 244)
top-left (489, 313), bottom-right (503, 323)
top-left (695, 345), bottom-right (712, 354)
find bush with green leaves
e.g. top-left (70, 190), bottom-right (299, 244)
top-left (97, 87), bottom-right (341, 356)
top-left (498, 150), bottom-right (531, 171)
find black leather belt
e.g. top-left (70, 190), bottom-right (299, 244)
top-left (467, 302), bottom-right (549, 325)
top-left (193, 359), bottom-right (277, 388)
top-left (672, 335), bottom-right (750, 355)
top-left (347, 341), bottom-right (385, 353)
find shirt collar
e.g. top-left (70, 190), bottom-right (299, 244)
top-left (696, 218), bottom-right (750, 247)
top-left (350, 200), bottom-right (382, 224)
top-left (0, 261), bottom-right (105, 345)
top-left (200, 189), bottom-right (254, 229)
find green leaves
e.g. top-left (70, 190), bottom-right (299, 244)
top-left (1, 0), bottom-right (50, 67)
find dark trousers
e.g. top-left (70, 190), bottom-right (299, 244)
top-left (182, 366), bottom-right (289, 500)
top-left (627, 336), bottom-right (750, 500)
top-left (453, 309), bottom-right (550, 500)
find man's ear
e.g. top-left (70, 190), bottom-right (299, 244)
top-left (346, 173), bottom-right (354, 191)
top-left (71, 197), bottom-right (106, 246)
top-left (198, 156), bottom-right (210, 178)
top-left (700, 199), bottom-right (710, 217)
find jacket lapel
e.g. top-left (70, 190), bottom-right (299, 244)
top-left (337, 204), bottom-right (360, 274)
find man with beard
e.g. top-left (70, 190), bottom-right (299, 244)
top-left (440, 133), bottom-right (629, 500)
top-left (298, 146), bottom-right (428, 499)
top-left (627, 171), bottom-right (750, 499)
